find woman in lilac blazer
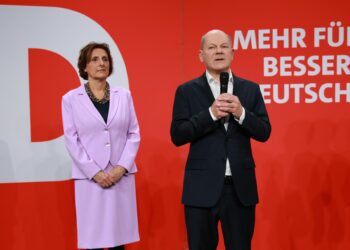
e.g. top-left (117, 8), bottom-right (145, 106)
top-left (62, 42), bottom-right (140, 250)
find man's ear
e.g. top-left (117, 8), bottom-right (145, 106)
top-left (199, 50), bottom-right (204, 63)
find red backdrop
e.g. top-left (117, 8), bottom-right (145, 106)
top-left (0, 0), bottom-right (349, 249)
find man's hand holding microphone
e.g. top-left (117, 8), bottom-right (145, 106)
top-left (210, 72), bottom-right (243, 120)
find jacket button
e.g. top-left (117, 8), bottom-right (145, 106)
top-left (105, 143), bottom-right (110, 147)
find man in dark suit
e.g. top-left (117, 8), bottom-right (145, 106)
top-left (170, 29), bottom-right (271, 250)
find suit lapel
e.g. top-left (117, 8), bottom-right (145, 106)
top-left (106, 87), bottom-right (120, 126)
top-left (196, 73), bottom-right (215, 105)
top-left (196, 73), bottom-right (226, 133)
top-left (76, 85), bottom-right (106, 126)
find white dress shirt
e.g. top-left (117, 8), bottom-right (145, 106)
top-left (206, 71), bottom-right (245, 176)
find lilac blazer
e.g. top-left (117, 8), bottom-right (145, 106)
top-left (62, 85), bottom-right (140, 179)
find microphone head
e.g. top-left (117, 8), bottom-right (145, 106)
top-left (220, 72), bottom-right (229, 94)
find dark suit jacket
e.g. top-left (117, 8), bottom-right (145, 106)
top-left (170, 73), bottom-right (271, 207)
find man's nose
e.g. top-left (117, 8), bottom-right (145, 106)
top-left (216, 47), bottom-right (223, 53)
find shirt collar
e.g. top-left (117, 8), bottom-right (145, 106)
top-left (206, 70), bottom-right (233, 85)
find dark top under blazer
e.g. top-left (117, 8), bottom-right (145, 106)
top-left (170, 73), bottom-right (271, 207)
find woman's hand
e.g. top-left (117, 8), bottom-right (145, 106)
top-left (109, 166), bottom-right (127, 184)
top-left (93, 171), bottom-right (114, 188)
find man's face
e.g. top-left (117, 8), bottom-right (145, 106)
top-left (199, 31), bottom-right (234, 75)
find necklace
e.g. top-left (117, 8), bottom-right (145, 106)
top-left (85, 82), bottom-right (110, 104)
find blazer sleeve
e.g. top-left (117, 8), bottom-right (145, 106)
top-left (170, 85), bottom-right (218, 146)
top-left (61, 94), bottom-right (101, 179)
top-left (117, 92), bottom-right (140, 173)
top-left (241, 84), bottom-right (271, 142)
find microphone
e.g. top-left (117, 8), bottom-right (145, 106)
top-left (220, 72), bottom-right (229, 94)
top-left (219, 72), bottom-right (229, 125)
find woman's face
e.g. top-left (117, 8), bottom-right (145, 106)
top-left (85, 48), bottom-right (110, 81)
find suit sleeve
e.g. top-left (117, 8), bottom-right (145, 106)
top-left (61, 95), bottom-right (101, 179)
top-left (117, 92), bottom-right (140, 173)
top-left (170, 85), bottom-right (218, 146)
top-left (241, 84), bottom-right (271, 142)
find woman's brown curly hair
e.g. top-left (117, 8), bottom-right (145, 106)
top-left (77, 42), bottom-right (114, 80)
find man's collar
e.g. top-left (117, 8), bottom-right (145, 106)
top-left (206, 70), bottom-right (233, 84)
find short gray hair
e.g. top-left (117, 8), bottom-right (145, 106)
top-left (200, 29), bottom-right (232, 49)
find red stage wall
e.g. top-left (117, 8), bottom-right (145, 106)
top-left (0, 0), bottom-right (349, 249)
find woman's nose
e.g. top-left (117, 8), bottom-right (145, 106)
top-left (99, 58), bottom-right (105, 65)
